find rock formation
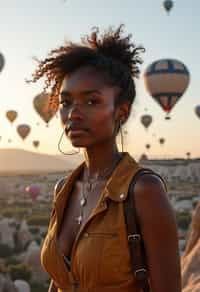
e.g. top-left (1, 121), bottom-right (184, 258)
top-left (181, 201), bottom-right (200, 291)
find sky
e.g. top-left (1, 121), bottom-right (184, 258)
top-left (0, 0), bottom-right (199, 159)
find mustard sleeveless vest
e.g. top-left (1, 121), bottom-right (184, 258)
top-left (41, 152), bottom-right (144, 292)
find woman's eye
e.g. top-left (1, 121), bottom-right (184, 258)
top-left (60, 100), bottom-right (71, 107)
top-left (87, 98), bottom-right (98, 105)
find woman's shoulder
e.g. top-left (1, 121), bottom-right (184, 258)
top-left (53, 175), bottom-right (69, 200)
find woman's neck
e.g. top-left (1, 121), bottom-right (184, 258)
top-left (83, 142), bottom-right (122, 179)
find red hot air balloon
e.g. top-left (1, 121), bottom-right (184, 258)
top-left (17, 124), bottom-right (31, 140)
top-left (0, 52), bottom-right (5, 73)
top-left (25, 185), bottom-right (40, 203)
top-left (141, 114), bottom-right (153, 130)
top-left (144, 59), bottom-right (190, 118)
top-left (33, 92), bottom-right (57, 125)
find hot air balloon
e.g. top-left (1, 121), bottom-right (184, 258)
top-left (144, 59), bottom-right (190, 118)
top-left (33, 140), bottom-right (40, 148)
top-left (139, 153), bottom-right (148, 162)
top-left (145, 143), bottom-right (151, 150)
top-left (163, 0), bottom-right (174, 14)
top-left (6, 110), bottom-right (17, 124)
top-left (195, 105), bottom-right (200, 119)
top-left (0, 52), bottom-right (5, 73)
top-left (186, 152), bottom-right (191, 159)
top-left (159, 138), bottom-right (165, 145)
top-left (141, 114), bottom-right (153, 130)
top-left (25, 185), bottom-right (40, 203)
top-left (33, 92), bottom-right (57, 125)
top-left (17, 124), bottom-right (31, 140)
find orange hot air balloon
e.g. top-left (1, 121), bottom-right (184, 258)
top-left (33, 140), bottom-right (40, 148)
top-left (17, 124), bottom-right (31, 140)
top-left (6, 110), bottom-right (17, 124)
top-left (33, 92), bottom-right (57, 125)
top-left (144, 59), bottom-right (190, 117)
top-left (0, 52), bottom-right (5, 73)
top-left (140, 114), bottom-right (153, 130)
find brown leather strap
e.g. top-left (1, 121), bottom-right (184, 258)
top-left (124, 168), bottom-right (164, 292)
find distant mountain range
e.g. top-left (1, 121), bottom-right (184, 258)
top-left (0, 148), bottom-right (83, 175)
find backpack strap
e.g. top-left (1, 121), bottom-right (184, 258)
top-left (124, 168), bottom-right (167, 292)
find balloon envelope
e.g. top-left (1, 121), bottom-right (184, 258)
top-left (163, 0), bottom-right (173, 13)
top-left (17, 124), bottom-right (31, 140)
top-left (33, 92), bottom-right (57, 124)
top-left (6, 110), bottom-right (17, 123)
top-left (141, 114), bottom-right (153, 129)
top-left (25, 185), bottom-right (40, 202)
top-left (144, 59), bottom-right (190, 114)
top-left (159, 138), bottom-right (165, 145)
top-left (33, 140), bottom-right (40, 148)
top-left (145, 143), bottom-right (151, 150)
top-left (195, 105), bottom-right (200, 119)
top-left (0, 52), bottom-right (5, 73)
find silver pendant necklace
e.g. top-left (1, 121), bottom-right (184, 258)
top-left (75, 155), bottom-right (122, 225)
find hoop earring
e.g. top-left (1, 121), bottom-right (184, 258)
top-left (58, 126), bottom-right (80, 155)
top-left (119, 120), bottom-right (124, 153)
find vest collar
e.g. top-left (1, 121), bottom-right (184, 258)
top-left (104, 152), bottom-right (142, 202)
top-left (54, 152), bottom-right (142, 205)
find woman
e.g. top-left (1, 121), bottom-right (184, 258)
top-left (30, 25), bottom-right (181, 292)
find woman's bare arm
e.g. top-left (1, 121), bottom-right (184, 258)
top-left (134, 174), bottom-right (181, 292)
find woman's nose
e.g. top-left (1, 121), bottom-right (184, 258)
top-left (68, 103), bottom-right (82, 121)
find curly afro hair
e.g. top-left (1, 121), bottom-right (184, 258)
top-left (28, 24), bottom-right (145, 115)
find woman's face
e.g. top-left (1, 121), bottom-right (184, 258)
top-left (59, 66), bottom-right (127, 148)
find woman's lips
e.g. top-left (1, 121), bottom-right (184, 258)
top-left (68, 128), bottom-right (88, 137)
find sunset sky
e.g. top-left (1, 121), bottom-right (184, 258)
top-left (0, 0), bottom-right (199, 159)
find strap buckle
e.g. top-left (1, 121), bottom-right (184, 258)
top-left (134, 268), bottom-right (148, 280)
top-left (128, 233), bottom-right (141, 242)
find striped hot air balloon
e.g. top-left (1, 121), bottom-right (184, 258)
top-left (144, 59), bottom-right (190, 117)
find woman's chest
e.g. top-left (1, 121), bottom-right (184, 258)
top-left (56, 181), bottom-right (105, 258)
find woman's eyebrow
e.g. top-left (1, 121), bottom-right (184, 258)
top-left (60, 89), bottom-right (102, 98)
top-left (81, 89), bottom-right (102, 96)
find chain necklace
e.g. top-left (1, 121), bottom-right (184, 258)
top-left (75, 155), bottom-right (121, 225)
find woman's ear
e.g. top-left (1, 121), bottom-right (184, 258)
top-left (116, 102), bottom-right (130, 124)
